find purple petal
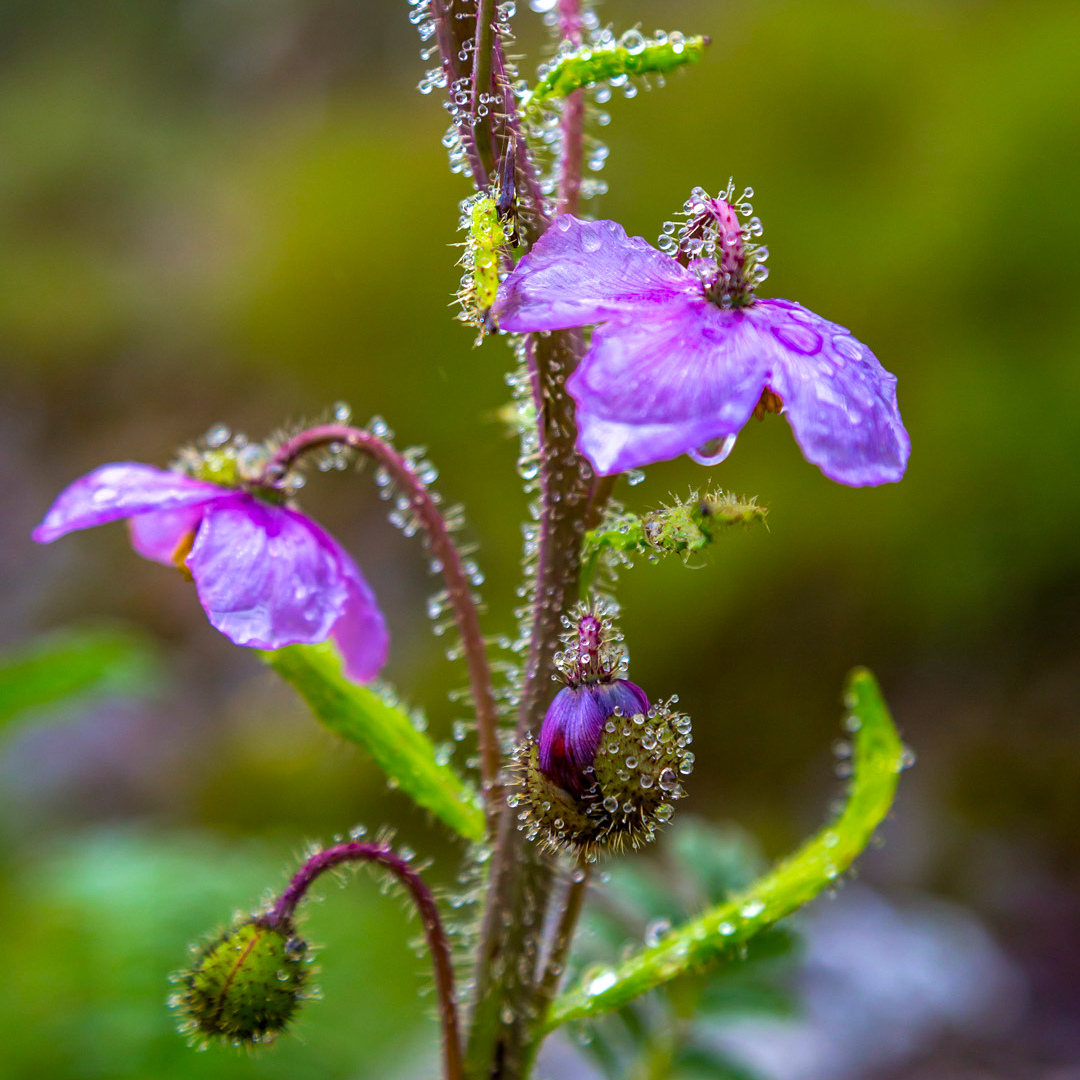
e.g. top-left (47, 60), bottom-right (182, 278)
top-left (755, 300), bottom-right (911, 486)
top-left (494, 216), bottom-right (698, 332)
top-left (33, 463), bottom-right (225, 544)
top-left (567, 297), bottom-right (770, 475)
top-left (186, 496), bottom-right (350, 652)
top-left (539, 679), bottom-right (649, 796)
top-left (127, 506), bottom-right (207, 566)
top-left (302, 519), bottom-right (389, 684)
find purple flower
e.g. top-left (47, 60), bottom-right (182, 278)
top-left (494, 193), bottom-right (910, 486)
top-left (539, 677), bottom-right (649, 797)
top-left (33, 462), bottom-right (388, 682)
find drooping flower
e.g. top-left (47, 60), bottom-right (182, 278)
top-left (33, 438), bottom-right (388, 683)
top-left (494, 186), bottom-right (910, 486)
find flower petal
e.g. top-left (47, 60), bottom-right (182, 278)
top-left (567, 297), bottom-right (770, 475)
top-left (33, 463), bottom-right (224, 544)
top-left (127, 506), bottom-right (207, 566)
top-left (756, 300), bottom-right (911, 486)
top-left (494, 216), bottom-right (698, 332)
top-left (305, 521), bottom-right (389, 684)
top-left (187, 496), bottom-right (350, 652)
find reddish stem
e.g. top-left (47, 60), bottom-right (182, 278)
top-left (430, 0), bottom-right (489, 185)
top-left (471, 0), bottom-right (497, 177)
top-left (264, 843), bottom-right (462, 1080)
top-left (556, 0), bottom-right (586, 216)
top-left (265, 424), bottom-right (501, 816)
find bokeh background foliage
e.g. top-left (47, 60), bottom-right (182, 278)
top-left (1, 1), bottom-right (1078, 1077)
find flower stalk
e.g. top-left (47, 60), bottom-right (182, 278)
top-left (265, 424), bottom-right (502, 814)
top-left (263, 842), bottom-right (463, 1080)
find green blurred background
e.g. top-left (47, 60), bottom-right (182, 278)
top-left (2, 1), bottom-right (1078, 1077)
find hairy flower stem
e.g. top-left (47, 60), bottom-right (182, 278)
top-left (556, 0), bottom-right (586, 216)
top-left (520, 858), bottom-right (591, 1072)
top-left (538, 857), bottom-right (590, 1004)
top-left (264, 425), bottom-right (501, 816)
top-left (493, 44), bottom-right (549, 238)
top-left (466, 327), bottom-right (592, 1079)
top-left (431, 0), bottom-right (489, 185)
top-left (471, 0), bottom-right (497, 177)
top-left (263, 843), bottom-right (462, 1080)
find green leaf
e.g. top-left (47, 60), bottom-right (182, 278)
top-left (525, 33), bottom-right (710, 111)
top-left (544, 667), bottom-right (905, 1029)
top-left (0, 626), bottom-right (160, 730)
top-left (264, 642), bottom-right (486, 843)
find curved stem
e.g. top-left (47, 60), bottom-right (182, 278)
top-left (263, 842), bottom-right (462, 1080)
top-left (265, 424), bottom-right (501, 817)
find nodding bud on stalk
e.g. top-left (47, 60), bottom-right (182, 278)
top-left (513, 604), bottom-right (694, 855)
top-left (170, 917), bottom-right (313, 1048)
top-left (171, 839), bottom-right (464, 1077)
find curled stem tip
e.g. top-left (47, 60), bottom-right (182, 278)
top-left (265, 424), bottom-right (501, 819)
top-left (266, 842), bottom-right (463, 1080)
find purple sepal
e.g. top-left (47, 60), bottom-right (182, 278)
top-left (538, 678), bottom-right (649, 796)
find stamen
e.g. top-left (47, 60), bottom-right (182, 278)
top-left (171, 530), bottom-right (197, 581)
top-left (753, 388), bottom-right (784, 421)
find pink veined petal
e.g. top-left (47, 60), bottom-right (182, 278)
top-left (186, 496), bottom-right (349, 652)
top-left (302, 519), bottom-right (389, 684)
top-left (494, 216), bottom-right (699, 332)
top-left (127, 505), bottom-right (207, 566)
top-left (753, 300), bottom-right (911, 486)
top-left (33, 463), bottom-right (225, 544)
top-left (567, 297), bottom-right (770, 475)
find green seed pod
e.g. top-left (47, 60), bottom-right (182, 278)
top-left (514, 698), bottom-right (693, 857)
top-left (171, 917), bottom-right (312, 1047)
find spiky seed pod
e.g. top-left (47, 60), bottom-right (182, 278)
top-left (515, 696), bottom-right (693, 856)
top-left (170, 917), bottom-right (312, 1047)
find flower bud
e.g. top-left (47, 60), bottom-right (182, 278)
top-left (513, 604), bottom-right (693, 855)
top-left (170, 917), bottom-right (312, 1047)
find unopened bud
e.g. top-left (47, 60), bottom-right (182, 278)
top-left (170, 917), bottom-right (313, 1047)
top-left (513, 603), bottom-right (693, 854)
top-left (518, 695), bottom-right (692, 854)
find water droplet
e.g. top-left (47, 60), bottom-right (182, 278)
top-left (644, 918), bottom-right (671, 947)
top-left (739, 898), bottom-right (765, 919)
top-left (688, 433), bottom-right (737, 466)
top-left (585, 969), bottom-right (617, 996)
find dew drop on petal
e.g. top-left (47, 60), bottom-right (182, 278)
top-left (688, 433), bottom-right (737, 466)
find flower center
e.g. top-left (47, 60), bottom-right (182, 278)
top-left (171, 426), bottom-right (285, 503)
top-left (659, 183), bottom-right (769, 309)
